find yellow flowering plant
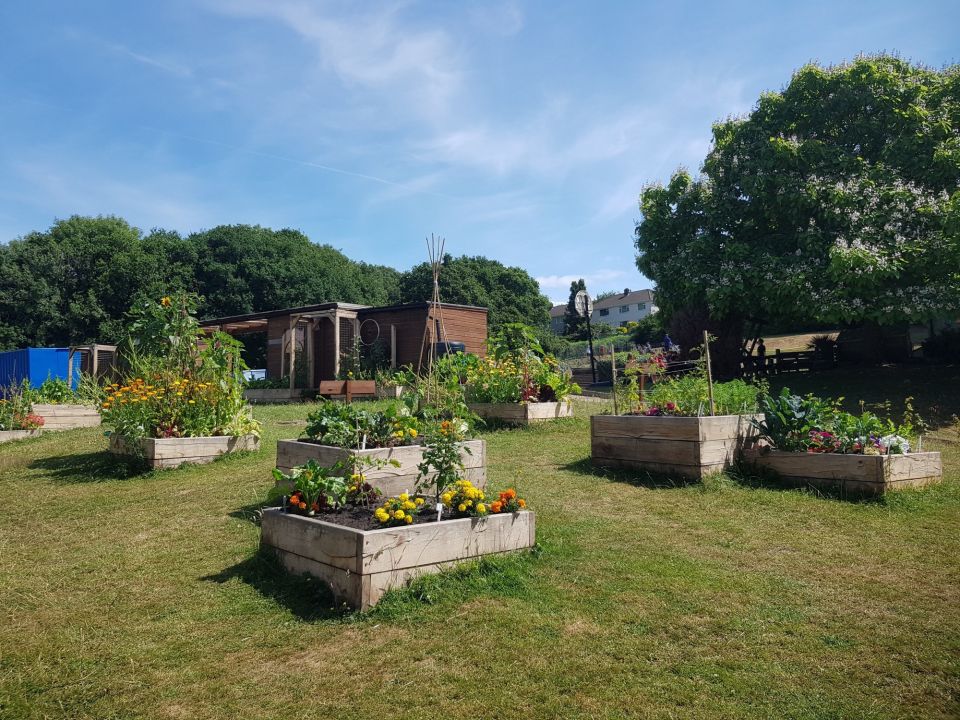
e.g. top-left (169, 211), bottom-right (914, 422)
top-left (101, 294), bottom-right (260, 440)
top-left (374, 492), bottom-right (425, 527)
top-left (440, 479), bottom-right (488, 518)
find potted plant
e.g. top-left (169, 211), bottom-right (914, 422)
top-left (591, 370), bottom-right (762, 479)
top-left (262, 430), bottom-right (532, 610)
top-left (743, 389), bottom-right (941, 495)
top-left (104, 294), bottom-right (261, 468)
top-left (275, 399), bottom-right (485, 498)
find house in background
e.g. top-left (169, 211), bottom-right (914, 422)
top-left (592, 288), bottom-right (657, 328)
top-left (548, 288), bottom-right (657, 334)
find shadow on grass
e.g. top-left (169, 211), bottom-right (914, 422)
top-left (29, 450), bottom-right (150, 482)
top-left (202, 549), bottom-right (349, 622)
top-left (724, 462), bottom-right (886, 504)
top-left (229, 497), bottom-right (277, 525)
top-left (562, 456), bottom-right (700, 490)
top-left (204, 545), bottom-right (542, 623)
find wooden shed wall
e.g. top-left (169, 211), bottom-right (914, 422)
top-left (359, 305), bottom-right (487, 370)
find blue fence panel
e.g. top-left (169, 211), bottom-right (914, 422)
top-left (0, 348), bottom-right (81, 389)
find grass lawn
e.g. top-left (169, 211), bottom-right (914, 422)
top-left (2, 366), bottom-right (958, 719)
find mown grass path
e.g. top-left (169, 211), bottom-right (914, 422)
top-left (1, 367), bottom-right (958, 719)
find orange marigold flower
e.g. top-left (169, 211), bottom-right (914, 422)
top-left (517, 499), bottom-right (526, 508)
top-left (298, 502), bottom-right (307, 510)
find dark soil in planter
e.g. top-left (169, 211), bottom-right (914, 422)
top-left (276, 501), bottom-right (482, 530)
top-left (296, 438), bottom-right (420, 449)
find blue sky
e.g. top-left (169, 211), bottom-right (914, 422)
top-left (1, 1), bottom-right (957, 304)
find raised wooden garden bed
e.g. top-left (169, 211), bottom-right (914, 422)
top-left (33, 403), bottom-right (101, 430)
top-left (742, 447), bottom-right (943, 496)
top-left (109, 434), bottom-right (260, 469)
top-left (261, 507), bottom-right (535, 609)
top-left (243, 388), bottom-right (299, 404)
top-left (591, 414), bottom-right (759, 479)
top-left (275, 439), bottom-right (486, 497)
top-left (468, 401), bottom-right (573, 425)
top-left (375, 384), bottom-right (408, 399)
top-left (0, 429), bottom-right (42, 444)
top-left (317, 380), bottom-right (376, 402)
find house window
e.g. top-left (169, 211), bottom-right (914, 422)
top-left (637, 303), bottom-right (646, 310)
top-left (619, 305), bottom-right (630, 313)
top-left (599, 308), bottom-right (609, 317)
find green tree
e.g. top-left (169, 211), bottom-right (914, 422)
top-left (399, 255), bottom-right (550, 328)
top-left (636, 55), bottom-right (960, 372)
top-left (186, 224), bottom-right (376, 318)
top-left (563, 278), bottom-right (587, 338)
top-left (0, 216), bottom-right (193, 348)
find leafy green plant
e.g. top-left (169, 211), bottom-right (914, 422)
top-left (416, 418), bottom-right (470, 503)
top-left (0, 384), bottom-right (43, 431)
top-left (644, 372), bottom-right (762, 417)
top-left (303, 400), bottom-right (420, 449)
top-left (272, 460), bottom-right (349, 514)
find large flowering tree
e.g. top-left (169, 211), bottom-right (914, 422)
top-left (636, 56), bottom-right (960, 341)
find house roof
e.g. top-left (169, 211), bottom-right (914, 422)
top-left (549, 304), bottom-right (566, 318)
top-left (591, 288), bottom-right (655, 311)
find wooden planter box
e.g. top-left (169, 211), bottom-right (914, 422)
top-left (468, 401), bottom-right (573, 426)
top-left (261, 508), bottom-right (535, 609)
top-left (591, 414), bottom-right (759, 479)
top-left (0, 429), bottom-right (42, 444)
top-left (33, 403), bottom-right (101, 430)
top-left (244, 388), bottom-right (299, 404)
top-left (109, 434), bottom-right (260, 469)
top-left (742, 448), bottom-right (943, 496)
top-left (276, 439), bottom-right (486, 497)
top-left (375, 384), bottom-right (408, 399)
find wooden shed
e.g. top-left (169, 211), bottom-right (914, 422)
top-left (199, 301), bottom-right (487, 391)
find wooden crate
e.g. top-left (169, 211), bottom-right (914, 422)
top-left (0, 429), bottom-right (42, 444)
top-left (243, 388), bottom-right (299, 404)
top-left (591, 414), bottom-right (759, 479)
top-left (261, 507), bottom-right (535, 609)
top-left (109, 434), bottom-right (260, 469)
top-left (468, 401), bottom-right (573, 426)
top-left (275, 439), bottom-right (486, 497)
top-left (742, 448), bottom-right (943, 496)
top-left (33, 403), bottom-right (101, 430)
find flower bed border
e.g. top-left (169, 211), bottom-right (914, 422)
top-left (275, 439), bottom-right (486, 497)
top-left (243, 388), bottom-right (300, 404)
top-left (33, 403), bottom-right (101, 430)
top-left (467, 401), bottom-right (573, 426)
top-left (109, 434), bottom-right (260, 469)
top-left (0, 429), bottom-right (42, 444)
top-left (591, 414), bottom-right (760, 479)
top-left (742, 447), bottom-right (943, 496)
top-left (261, 507), bottom-right (535, 609)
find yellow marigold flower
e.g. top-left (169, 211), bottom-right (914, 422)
top-left (402, 500), bottom-right (415, 510)
top-left (408, 428), bottom-right (418, 437)
top-left (415, 498), bottom-right (424, 506)
top-left (441, 493), bottom-right (453, 504)
top-left (476, 503), bottom-right (486, 513)
top-left (399, 492), bottom-right (409, 502)
top-left (393, 510), bottom-right (405, 520)
top-left (405, 515), bottom-right (413, 524)
top-left (457, 504), bottom-right (467, 512)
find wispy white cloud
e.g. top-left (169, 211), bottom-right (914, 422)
top-left (210, 0), bottom-right (462, 118)
top-left (537, 269), bottom-right (638, 303)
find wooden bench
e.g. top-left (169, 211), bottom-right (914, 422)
top-left (316, 380), bottom-right (377, 402)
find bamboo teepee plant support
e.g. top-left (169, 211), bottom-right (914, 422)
top-left (417, 234), bottom-right (449, 406)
